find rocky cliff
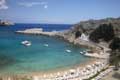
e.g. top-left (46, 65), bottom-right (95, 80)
top-left (62, 17), bottom-right (120, 50)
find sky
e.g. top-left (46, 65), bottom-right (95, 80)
top-left (0, 0), bottom-right (120, 24)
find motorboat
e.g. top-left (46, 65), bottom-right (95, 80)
top-left (21, 40), bottom-right (31, 46)
top-left (44, 44), bottom-right (49, 47)
top-left (80, 51), bottom-right (84, 54)
top-left (66, 49), bottom-right (71, 53)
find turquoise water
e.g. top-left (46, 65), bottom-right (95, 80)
top-left (0, 24), bottom-right (90, 75)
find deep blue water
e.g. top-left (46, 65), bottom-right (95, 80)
top-left (0, 24), bottom-right (90, 75)
top-left (0, 23), bottom-right (72, 31)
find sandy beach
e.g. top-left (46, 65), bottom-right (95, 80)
top-left (0, 57), bottom-right (108, 80)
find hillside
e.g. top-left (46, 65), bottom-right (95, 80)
top-left (64, 17), bottom-right (120, 42)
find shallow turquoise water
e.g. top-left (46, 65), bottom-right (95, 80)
top-left (0, 24), bottom-right (90, 75)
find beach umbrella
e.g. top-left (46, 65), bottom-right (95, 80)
top-left (49, 74), bottom-right (54, 78)
top-left (43, 74), bottom-right (46, 78)
top-left (69, 69), bottom-right (76, 73)
top-left (95, 61), bottom-right (101, 65)
top-left (87, 65), bottom-right (92, 69)
top-left (81, 69), bottom-right (86, 75)
top-left (57, 72), bottom-right (60, 76)
top-left (33, 76), bottom-right (39, 80)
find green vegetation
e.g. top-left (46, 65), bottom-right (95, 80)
top-left (89, 23), bottom-right (114, 43)
top-left (75, 31), bottom-right (81, 38)
top-left (109, 37), bottom-right (120, 70)
top-left (85, 68), bottom-right (108, 80)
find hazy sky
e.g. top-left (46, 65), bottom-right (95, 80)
top-left (0, 0), bottom-right (120, 24)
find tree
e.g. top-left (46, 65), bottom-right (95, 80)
top-left (109, 37), bottom-right (120, 70)
top-left (109, 50), bottom-right (120, 70)
top-left (89, 23), bottom-right (115, 43)
top-left (75, 31), bottom-right (81, 39)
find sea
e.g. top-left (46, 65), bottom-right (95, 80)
top-left (0, 24), bottom-right (90, 75)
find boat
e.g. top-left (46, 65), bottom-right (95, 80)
top-left (0, 20), bottom-right (14, 26)
top-left (44, 44), bottom-right (49, 47)
top-left (80, 51), bottom-right (84, 54)
top-left (66, 49), bottom-right (71, 53)
top-left (21, 40), bottom-right (31, 46)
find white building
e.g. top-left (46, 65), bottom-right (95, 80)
top-left (79, 33), bottom-right (89, 41)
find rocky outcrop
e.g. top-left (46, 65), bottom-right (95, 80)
top-left (59, 17), bottom-right (120, 52)
top-left (64, 17), bottom-right (120, 44)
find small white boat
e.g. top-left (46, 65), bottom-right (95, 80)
top-left (80, 51), bottom-right (84, 54)
top-left (66, 49), bottom-right (71, 53)
top-left (21, 40), bottom-right (31, 46)
top-left (25, 42), bottom-right (31, 46)
top-left (21, 40), bottom-right (28, 44)
top-left (44, 44), bottom-right (48, 47)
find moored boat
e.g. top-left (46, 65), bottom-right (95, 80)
top-left (21, 40), bottom-right (31, 46)
top-left (66, 49), bottom-right (71, 53)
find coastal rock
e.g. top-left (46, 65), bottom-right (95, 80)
top-left (64, 17), bottom-right (120, 46)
